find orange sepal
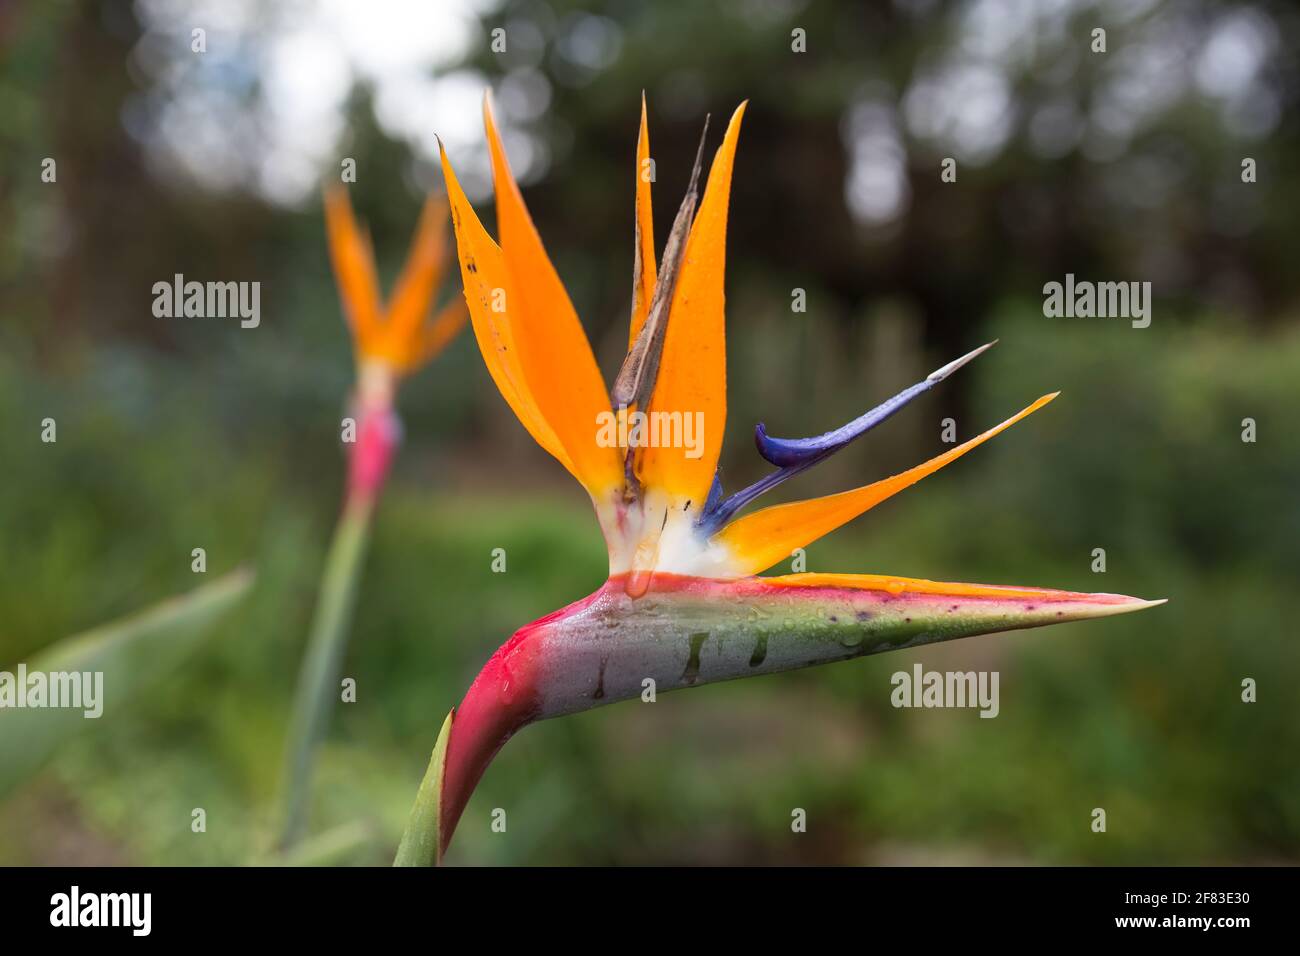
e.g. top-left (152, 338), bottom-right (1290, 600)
top-left (385, 193), bottom-right (451, 355)
top-left (482, 96), bottom-right (623, 495)
top-left (639, 102), bottom-right (746, 507)
top-left (400, 298), bottom-right (468, 374)
top-left (324, 185), bottom-right (384, 351)
top-left (438, 140), bottom-right (574, 474)
top-left (714, 393), bottom-right (1059, 576)
top-left (628, 92), bottom-right (657, 348)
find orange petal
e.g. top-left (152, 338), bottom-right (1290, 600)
top-left (628, 92), bottom-right (657, 348)
top-left (438, 141), bottom-right (574, 474)
top-left (639, 102), bottom-right (746, 507)
top-left (323, 184), bottom-right (383, 352)
top-left (714, 392), bottom-right (1059, 576)
top-left (482, 95), bottom-right (623, 495)
top-left (399, 298), bottom-right (468, 374)
top-left (385, 192), bottom-right (450, 354)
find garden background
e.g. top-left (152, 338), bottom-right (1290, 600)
top-left (1, 0), bottom-right (1296, 864)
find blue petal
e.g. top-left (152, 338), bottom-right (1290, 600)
top-left (755, 377), bottom-right (935, 467)
top-left (696, 341), bottom-right (996, 536)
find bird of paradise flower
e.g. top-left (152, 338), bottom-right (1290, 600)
top-left (279, 186), bottom-right (467, 850)
top-left (397, 95), bottom-right (1164, 864)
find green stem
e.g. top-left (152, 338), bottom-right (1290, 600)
top-left (278, 498), bottom-right (374, 850)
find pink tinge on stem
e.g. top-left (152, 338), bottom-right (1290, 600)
top-left (437, 632), bottom-right (541, 855)
top-left (347, 405), bottom-right (401, 505)
top-left (437, 591), bottom-right (603, 856)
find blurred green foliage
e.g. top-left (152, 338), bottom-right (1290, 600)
top-left (0, 0), bottom-right (1297, 864)
top-left (0, 567), bottom-right (252, 799)
top-left (2, 313), bottom-right (1295, 864)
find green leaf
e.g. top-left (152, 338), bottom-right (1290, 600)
top-left (394, 708), bottom-right (454, 867)
top-left (261, 820), bottom-right (376, 867)
top-left (0, 567), bottom-right (255, 798)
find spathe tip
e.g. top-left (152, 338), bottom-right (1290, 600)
top-left (1079, 594), bottom-right (1169, 619)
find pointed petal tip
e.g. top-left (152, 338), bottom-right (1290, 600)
top-left (482, 90), bottom-right (505, 157)
top-left (927, 339), bottom-right (998, 382)
top-left (723, 101), bottom-right (748, 139)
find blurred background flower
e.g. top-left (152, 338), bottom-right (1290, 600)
top-left (0, 0), bottom-right (1296, 864)
top-left (276, 183), bottom-right (465, 853)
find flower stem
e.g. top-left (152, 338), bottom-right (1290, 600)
top-left (277, 497), bottom-right (374, 850)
